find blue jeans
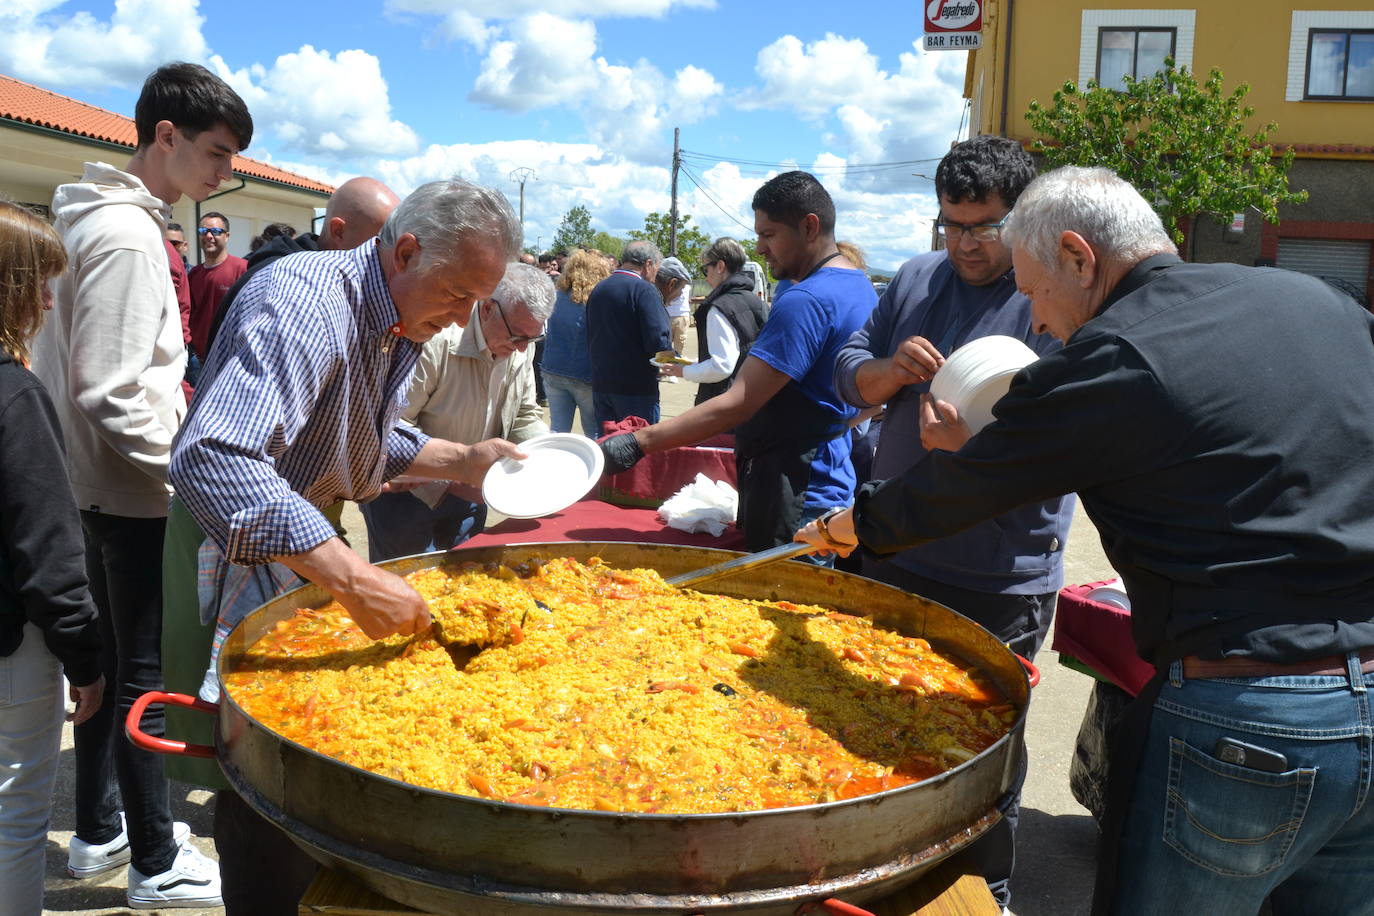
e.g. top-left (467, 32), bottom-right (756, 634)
top-left (593, 392), bottom-right (659, 434)
top-left (544, 371), bottom-right (597, 438)
top-left (0, 624), bottom-right (65, 916)
top-left (359, 490), bottom-right (487, 563)
top-left (1115, 656), bottom-right (1374, 916)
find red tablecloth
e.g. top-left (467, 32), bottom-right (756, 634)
top-left (1051, 581), bottom-right (1156, 695)
top-left (598, 418), bottom-right (737, 507)
top-left (465, 498), bottom-right (747, 551)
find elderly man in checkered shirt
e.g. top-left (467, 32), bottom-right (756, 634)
top-left (165, 178), bottom-right (525, 914)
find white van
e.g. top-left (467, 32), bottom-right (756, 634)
top-left (740, 260), bottom-right (770, 307)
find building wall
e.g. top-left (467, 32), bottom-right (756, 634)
top-left (970, 0), bottom-right (1374, 297)
top-left (0, 123), bottom-right (326, 261)
top-left (973, 0), bottom-right (1374, 147)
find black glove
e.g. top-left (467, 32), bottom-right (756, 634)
top-left (600, 432), bottom-right (645, 474)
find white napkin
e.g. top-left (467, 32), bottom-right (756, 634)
top-left (658, 473), bottom-right (738, 537)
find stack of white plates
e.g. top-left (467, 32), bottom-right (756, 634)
top-left (928, 335), bottom-right (1039, 435)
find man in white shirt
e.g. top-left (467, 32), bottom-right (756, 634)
top-left (360, 262), bottom-right (556, 560)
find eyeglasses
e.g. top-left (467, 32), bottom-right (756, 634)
top-left (698, 259), bottom-right (718, 277)
top-left (492, 298), bottom-right (545, 345)
top-left (197, 226), bottom-right (228, 237)
top-left (934, 215), bottom-right (1009, 243)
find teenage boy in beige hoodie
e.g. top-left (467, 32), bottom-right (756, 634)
top-left (31, 61), bottom-right (252, 910)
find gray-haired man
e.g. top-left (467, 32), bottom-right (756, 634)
top-left (361, 262), bottom-right (556, 560)
top-left (166, 178), bottom-right (526, 914)
top-left (797, 165), bottom-right (1374, 916)
top-left (586, 238), bottom-right (673, 429)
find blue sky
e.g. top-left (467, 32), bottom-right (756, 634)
top-left (0, 0), bottom-right (972, 270)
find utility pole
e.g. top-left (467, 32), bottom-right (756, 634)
top-left (510, 167), bottom-right (535, 231)
top-left (669, 128), bottom-right (680, 257)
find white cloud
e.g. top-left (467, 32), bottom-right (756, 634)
top-left (736, 34), bottom-right (967, 208)
top-left (0, 0), bottom-right (209, 88)
top-left (469, 13), bottom-right (722, 163)
top-left (387, 0), bottom-right (716, 46)
top-left (211, 47), bottom-right (420, 159)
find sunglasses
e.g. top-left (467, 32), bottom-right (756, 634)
top-left (197, 226), bottom-right (228, 237)
top-left (698, 259), bottom-right (719, 277)
top-left (492, 298), bottom-right (545, 345)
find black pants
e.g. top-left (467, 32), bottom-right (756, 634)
top-left (214, 790), bottom-right (318, 915)
top-left (859, 560), bottom-right (1056, 909)
top-left (72, 511), bottom-right (178, 877)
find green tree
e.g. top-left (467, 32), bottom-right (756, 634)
top-left (589, 231), bottom-right (625, 259)
top-left (630, 212), bottom-right (710, 267)
top-left (551, 205), bottom-right (595, 252)
top-left (739, 237), bottom-right (773, 284)
top-left (1025, 59), bottom-right (1307, 247)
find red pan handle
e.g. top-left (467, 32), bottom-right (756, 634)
top-left (125, 691), bottom-right (218, 759)
top-left (795, 899), bottom-right (879, 916)
top-left (1016, 654), bottom-right (1041, 688)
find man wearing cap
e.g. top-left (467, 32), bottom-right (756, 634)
top-left (656, 256), bottom-right (694, 377)
top-left (586, 239), bottom-right (673, 429)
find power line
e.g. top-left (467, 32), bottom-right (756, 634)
top-left (680, 149), bottom-right (943, 175)
top-left (676, 162), bottom-right (756, 235)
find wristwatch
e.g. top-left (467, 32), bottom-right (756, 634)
top-left (813, 506), bottom-right (853, 550)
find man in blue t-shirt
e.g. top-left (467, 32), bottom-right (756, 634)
top-left (600, 171), bottom-right (876, 552)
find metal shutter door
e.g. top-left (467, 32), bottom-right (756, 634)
top-left (1275, 238), bottom-right (1371, 298)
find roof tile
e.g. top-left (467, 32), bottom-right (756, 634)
top-left (0, 73), bottom-right (334, 195)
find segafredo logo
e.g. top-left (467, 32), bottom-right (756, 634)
top-left (926, 0), bottom-right (980, 30)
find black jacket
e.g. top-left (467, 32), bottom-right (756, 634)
top-left (856, 255), bottom-right (1374, 665)
top-left (693, 272), bottom-right (768, 404)
top-left (205, 232), bottom-right (323, 357)
top-left (0, 355), bottom-right (101, 685)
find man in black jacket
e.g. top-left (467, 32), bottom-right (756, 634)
top-left (661, 237), bottom-right (768, 404)
top-left (795, 166), bottom-right (1374, 916)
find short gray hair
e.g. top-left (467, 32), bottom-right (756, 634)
top-left (1004, 166), bottom-right (1175, 268)
top-left (379, 178), bottom-right (521, 273)
top-left (620, 239), bottom-right (663, 267)
top-left (493, 261), bottom-right (556, 324)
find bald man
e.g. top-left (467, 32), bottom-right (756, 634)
top-left (204, 176), bottom-right (402, 353)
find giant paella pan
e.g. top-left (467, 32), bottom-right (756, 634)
top-left (130, 542), bottom-right (1034, 915)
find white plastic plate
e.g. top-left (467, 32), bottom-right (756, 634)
top-left (481, 433), bottom-right (605, 519)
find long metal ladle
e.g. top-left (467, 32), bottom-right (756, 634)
top-left (665, 540), bottom-right (816, 589)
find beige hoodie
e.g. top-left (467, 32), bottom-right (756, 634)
top-left (32, 162), bottom-right (187, 518)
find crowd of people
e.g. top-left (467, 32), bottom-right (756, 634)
top-left (2, 54), bottom-right (1374, 916)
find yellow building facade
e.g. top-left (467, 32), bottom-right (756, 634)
top-left (966, 0), bottom-right (1374, 301)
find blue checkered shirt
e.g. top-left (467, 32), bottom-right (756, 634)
top-left (170, 241), bottom-right (429, 565)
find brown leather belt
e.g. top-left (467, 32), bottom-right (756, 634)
top-left (1182, 646), bottom-right (1374, 679)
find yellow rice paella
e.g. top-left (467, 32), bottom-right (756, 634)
top-left (224, 557), bottom-right (1016, 814)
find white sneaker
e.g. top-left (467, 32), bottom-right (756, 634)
top-left (67, 812), bottom-right (192, 878)
top-left (127, 841), bottom-right (223, 909)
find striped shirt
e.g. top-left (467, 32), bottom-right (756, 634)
top-left (169, 241), bottom-right (428, 565)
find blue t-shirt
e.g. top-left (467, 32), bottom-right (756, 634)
top-left (749, 266), bottom-right (877, 509)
